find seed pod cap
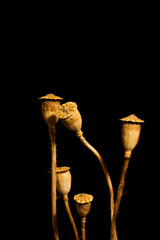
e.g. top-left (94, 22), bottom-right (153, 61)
top-left (120, 114), bottom-right (144, 123)
top-left (74, 193), bottom-right (93, 204)
top-left (38, 93), bottom-right (63, 101)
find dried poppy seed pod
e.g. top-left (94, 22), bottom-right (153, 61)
top-left (56, 167), bottom-right (71, 196)
top-left (74, 194), bottom-right (93, 240)
top-left (120, 114), bottom-right (144, 158)
top-left (39, 93), bottom-right (63, 127)
top-left (57, 167), bottom-right (80, 240)
top-left (57, 102), bottom-right (82, 134)
top-left (74, 193), bottom-right (93, 217)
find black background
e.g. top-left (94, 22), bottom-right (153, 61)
top-left (3, 3), bottom-right (159, 240)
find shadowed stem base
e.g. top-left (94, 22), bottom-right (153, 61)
top-left (63, 195), bottom-right (80, 240)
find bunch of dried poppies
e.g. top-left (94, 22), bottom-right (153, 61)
top-left (39, 93), bottom-right (144, 240)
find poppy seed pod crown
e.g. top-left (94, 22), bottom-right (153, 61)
top-left (57, 102), bottom-right (82, 133)
top-left (120, 114), bottom-right (144, 158)
top-left (39, 93), bottom-right (63, 127)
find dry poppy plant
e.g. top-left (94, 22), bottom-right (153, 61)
top-left (74, 193), bottom-right (93, 240)
top-left (110, 114), bottom-right (144, 240)
top-left (39, 93), bottom-right (63, 240)
top-left (39, 93), bottom-right (144, 240)
top-left (56, 167), bottom-right (80, 240)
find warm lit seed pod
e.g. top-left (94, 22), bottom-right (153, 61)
top-left (74, 193), bottom-right (93, 217)
top-left (39, 93), bottom-right (63, 127)
top-left (56, 166), bottom-right (71, 196)
top-left (120, 114), bottom-right (144, 158)
top-left (57, 102), bottom-right (82, 133)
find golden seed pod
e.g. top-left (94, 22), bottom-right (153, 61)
top-left (57, 102), bottom-right (82, 133)
top-left (120, 114), bottom-right (144, 158)
top-left (56, 166), bottom-right (71, 196)
top-left (38, 93), bottom-right (63, 127)
top-left (74, 193), bottom-right (93, 217)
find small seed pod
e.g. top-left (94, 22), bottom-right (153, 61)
top-left (56, 167), bottom-right (71, 196)
top-left (74, 193), bottom-right (93, 217)
top-left (57, 102), bottom-right (82, 134)
top-left (39, 93), bottom-right (63, 127)
top-left (120, 114), bottom-right (144, 158)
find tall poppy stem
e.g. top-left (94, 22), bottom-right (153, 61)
top-left (49, 127), bottom-right (59, 240)
top-left (110, 157), bottom-right (130, 240)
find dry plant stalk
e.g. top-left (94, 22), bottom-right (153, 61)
top-left (39, 93), bottom-right (63, 240)
top-left (74, 193), bottom-right (93, 240)
top-left (63, 195), bottom-right (80, 240)
top-left (110, 158), bottom-right (130, 240)
top-left (110, 114), bottom-right (144, 240)
top-left (81, 217), bottom-right (86, 240)
top-left (49, 127), bottom-right (59, 240)
top-left (57, 102), bottom-right (114, 221)
top-left (77, 132), bottom-right (114, 221)
top-left (56, 167), bottom-right (80, 240)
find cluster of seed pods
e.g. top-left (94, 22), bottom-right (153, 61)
top-left (39, 93), bottom-right (144, 240)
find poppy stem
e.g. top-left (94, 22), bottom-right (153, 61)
top-left (110, 157), bottom-right (130, 240)
top-left (63, 195), bottom-right (80, 240)
top-left (81, 217), bottom-right (86, 240)
top-left (49, 127), bottom-right (59, 240)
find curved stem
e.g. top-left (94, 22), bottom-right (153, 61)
top-left (81, 217), bottom-right (86, 240)
top-left (49, 127), bottom-right (59, 240)
top-left (76, 131), bottom-right (114, 222)
top-left (63, 195), bottom-right (80, 240)
top-left (110, 157), bottom-right (130, 240)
